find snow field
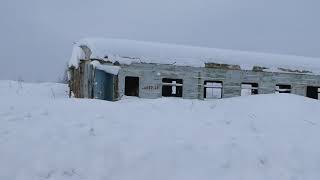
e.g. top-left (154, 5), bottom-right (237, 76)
top-left (1, 80), bottom-right (320, 180)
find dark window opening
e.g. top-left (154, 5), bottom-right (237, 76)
top-left (204, 81), bottom-right (223, 99)
top-left (276, 84), bottom-right (291, 93)
top-left (307, 86), bottom-right (320, 100)
top-left (125, 76), bottom-right (139, 97)
top-left (162, 78), bottom-right (183, 97)
top-left (241, 83), bottom-right (258, 96)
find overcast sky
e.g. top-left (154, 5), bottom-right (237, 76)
top-left (1, 0), bottom-right (319, 82)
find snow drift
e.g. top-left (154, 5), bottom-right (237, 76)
top-left (1, 80), bottom-right (320, 180)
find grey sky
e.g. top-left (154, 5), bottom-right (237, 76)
top-left (1, 0), bottom-right (319, 82)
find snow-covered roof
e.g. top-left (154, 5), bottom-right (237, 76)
top-left (69, 38), bottom-right (320, 74)
top-left (90, 60), bottom-right (121, 75)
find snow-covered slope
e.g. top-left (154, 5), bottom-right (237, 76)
top-left (70, 38), bottom-right (320, 74)
top-left (1, 80), bottom-right (320, 180)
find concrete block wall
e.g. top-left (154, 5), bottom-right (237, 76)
top-left (116, 63), bottom-right (320, 100)
top-left (118, 64), bottom-right (162, 99)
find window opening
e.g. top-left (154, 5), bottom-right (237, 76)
top-left (162, 78), bottom-right (183, 97)
top-left (204, 81), bottom-right (223, 99)
top-left (241, 83), bottom-right (258, 96)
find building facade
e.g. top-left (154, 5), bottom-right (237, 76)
top-left (69, 60), bottom-right (320, 101)
top-left (68, 38), bottom-right (320, 101)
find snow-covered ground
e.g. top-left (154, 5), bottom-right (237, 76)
top-left (1, 80), bottom-right (320, 180)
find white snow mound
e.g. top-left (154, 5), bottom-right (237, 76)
top-left (1, 80), bottom-right (320, 180)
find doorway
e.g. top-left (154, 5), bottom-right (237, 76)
top-left (125, 76), bottom-right (139, 97)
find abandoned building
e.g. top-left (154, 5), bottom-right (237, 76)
top-left (68, 38), bottom-right (320, 101)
